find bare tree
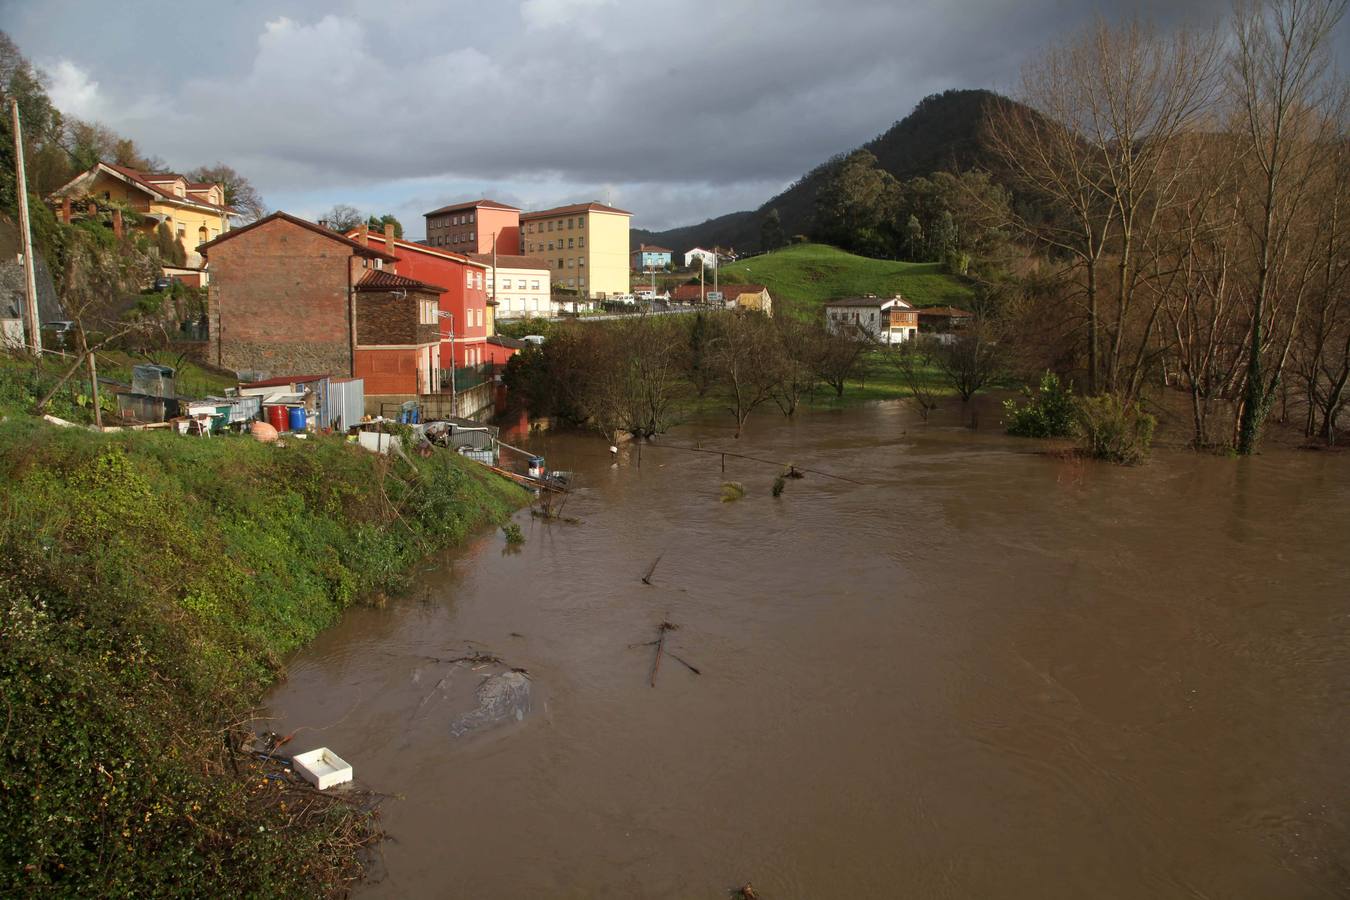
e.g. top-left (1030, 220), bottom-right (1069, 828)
top-left (892, 338), bottom-right (940, 421)
top-left (986, 18), bottom-right (1222, 397)
top-left (708, 312), bottom-right (782, 437)
top-left (1228, 0), bottom-right (1348, 453)
top-left (932, 319), bottom-right (1005, 401)
top-left (814, 326), bottom-right (871, 397)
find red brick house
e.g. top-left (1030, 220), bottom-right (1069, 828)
top-left (352, 269), bottom-right (443, 396)
top-left (350, 231), bottom-right (491, 369)
top-left (200, 212), bottom-right (442, 396)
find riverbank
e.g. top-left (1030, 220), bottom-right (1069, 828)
top-left (0, 415), bottom-right (526, 896)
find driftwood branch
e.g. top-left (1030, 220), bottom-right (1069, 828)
top-left (641, 553), bottom-right (664, 585)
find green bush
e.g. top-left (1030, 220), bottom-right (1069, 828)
top-left (0, 418), bottom-right (525, 895)
top-left (1003, 371), bottom-right (1075, 438)
top-left (1073, 395), bottom-right (1156, 465)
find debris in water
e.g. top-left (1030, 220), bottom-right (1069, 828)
top-left (733, 884), bottom-right (760, 900)
top-left (448, 671), bottom-right (533, 738)
top-left (641, 553), bottom-right (664, 585)
top-left (720, 482), bottom-right (745, 502)
top-left (629, 620), bottom-right (702, 687)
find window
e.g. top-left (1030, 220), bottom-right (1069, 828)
top-left (567, 277), bottom-right (575, 288)
top-left (568, 258), bottom-right (575, 268)
top-left (557, 258), bottom-right (564, 268)
top-left (502, 278), bottom-right (512, 289)
top-left (567, 218), bottom-right (574, 229)
top-left (531, 280), bottom-right (540, 290)
top-left (579, 236), bottom-right (585, 248)
top-left (547, 221), bottom-right (553, 231)
top-left (578, 216), bottom-right (585, 229)
top-left (466, 271), bottom-right (473, 288)
top-left (475, 272), bottom-right (483, 290)
top-left (468, 212), bottom-right (475, 223)
top-left (547, 241), bottom-right (554, 251)
top-left (567, 238), bottom-right (574, 249)
top-left (578, 257), bottom-right (585, 266)
top-left (176, 225), bottom-right (185, 238)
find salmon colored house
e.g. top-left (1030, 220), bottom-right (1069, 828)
top-left (352, 230), bottom-right (491, 369)
top-left (423, 199), bottom-right (520, 255)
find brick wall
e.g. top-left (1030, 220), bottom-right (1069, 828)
top-left (355, 290), bottom-right (438, 346)
top-left (207, 218), bottom-right (356, 378)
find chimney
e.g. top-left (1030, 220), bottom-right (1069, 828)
top-left (358, 223), bottom-right (368, 247)
top-left (383, 223), bottom-right (396, 273)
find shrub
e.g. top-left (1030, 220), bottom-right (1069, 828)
top-left (1004, 371), bottom-right (1075, 437)
top-left (720, 481), bottom-right (746, 502)
top-left (1073, 395), bottom-right (1156, 465)
top-left (502, 522), bottom-right (525, 545)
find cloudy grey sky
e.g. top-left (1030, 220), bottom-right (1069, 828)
top-left (1, 0), bottom-right (1303, 237)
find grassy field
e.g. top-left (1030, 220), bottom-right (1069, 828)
top-left (723, 243), bottom-right (975, 315)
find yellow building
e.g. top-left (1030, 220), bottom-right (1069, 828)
top-left (51, 162), bottom-right (233, 273)
top-left (519, 202), bottom-right (631, 300)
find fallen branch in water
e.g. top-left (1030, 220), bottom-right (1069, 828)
top-left (641, 553), bottom-right (664, 585)
top-left (629, 620), bottom-right (701, 686)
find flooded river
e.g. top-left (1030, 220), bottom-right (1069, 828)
top-left (266, 401), bottom-right (1350, 898)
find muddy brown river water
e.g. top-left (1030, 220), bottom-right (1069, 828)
top-left (266, 401), bottom-right (1350, 898)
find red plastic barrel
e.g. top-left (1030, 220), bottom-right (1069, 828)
top-left (266, 404), bottom-right (288, 433)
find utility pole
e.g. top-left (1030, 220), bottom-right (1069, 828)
top-left (10, 99), bottom-right (42, 355)
top-left (699, 257), bottom-right (705, 305)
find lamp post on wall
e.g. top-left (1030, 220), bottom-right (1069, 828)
top-left (438, 310), bottom-right (456, 418)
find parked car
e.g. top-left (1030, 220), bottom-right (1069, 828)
top-left (611, 294), bottom-right (637, 305)
top-left (635, 290), bottom-right (655, 301)
top-left (521, 335), bottom-right (546, 346)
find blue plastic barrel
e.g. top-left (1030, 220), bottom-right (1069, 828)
top-left (287, 406), bottom-right (307, 432)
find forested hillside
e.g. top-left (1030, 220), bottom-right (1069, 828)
top-left (632, 89), bottom-right (1022, 254)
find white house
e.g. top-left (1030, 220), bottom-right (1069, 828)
top-left (823, 295), bottom-right (918, 344)
top-left (469, 253), bottom-right (553, 318)
top-left (684, 247), bottom-right (719, 269)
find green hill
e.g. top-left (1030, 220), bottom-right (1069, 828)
top-left (726, 243), bottom-right (974, 315)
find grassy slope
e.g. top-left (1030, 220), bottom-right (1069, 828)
top-left (727, 243), bottom-right (975, 315)
top-left (0, 415), bottom-right (526, 896)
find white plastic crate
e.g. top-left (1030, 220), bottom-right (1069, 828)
top-left (290, 748), bottom-right (353, 790)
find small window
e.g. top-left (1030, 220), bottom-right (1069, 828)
top-left (568, 238), bottom-right (574, 249)
top-left (475, 272), bottom-right (483, 290)
top-left (557, 258), bottom-right (563, 269)
top-left (579, 237), bottom-right (585, 248)
top-left (502, 278), bottom-right (512, 289)
top-left (568, 218), bottom-right (574, 230)
top-left (568, 258), bottom-right (574, 269)
top-left (465, 271), bottom-right (473, 288)
top-left (531, 280), bottom-right (540, 290)
top-left (468, 212), bottom-right (475, 223)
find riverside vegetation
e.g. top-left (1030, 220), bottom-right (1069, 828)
top-left (0, 405), bottom-right (526, 896)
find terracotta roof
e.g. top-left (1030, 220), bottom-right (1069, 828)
top-left (354, 232), bottom-right (491, 269)
top-left (635, 244), bottom-right (672, 253)
top-left (487, 335), bottom-right (528, 349)
top-left (355, 269), bottom-right (447, 294)
top-left (425, 198), bottom-right (521, 216)
top-left (198, 211), bottom-right (397, 261)
top-left (465, 252), bottom-right (552, 271)
top-left (520, 201), bottom-right (632, 219)
top-left (917, 305), bottom-right (973, 317)
top-left (102, 163), bottom-right (233, 213)
top-left (720, 283), bottom-right (767, 298)
top-left (672, 284), bottom-right (706, 301)
top-left (824, 295), bottom-right (912, 308)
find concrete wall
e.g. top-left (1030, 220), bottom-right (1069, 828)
top-left (586, 210), bottom-right (630, 298)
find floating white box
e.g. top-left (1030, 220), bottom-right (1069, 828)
top-left (290, 748), bottom-right (353, 790)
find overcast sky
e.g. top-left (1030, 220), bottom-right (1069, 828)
top-left (4, 0), bottom-right (1333, 237)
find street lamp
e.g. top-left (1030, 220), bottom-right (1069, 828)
top-left (437, 310), bottom-right (456, 418)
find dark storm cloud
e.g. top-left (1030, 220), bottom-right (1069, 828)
top-left (5, 0), bottom-right (1337, 232)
